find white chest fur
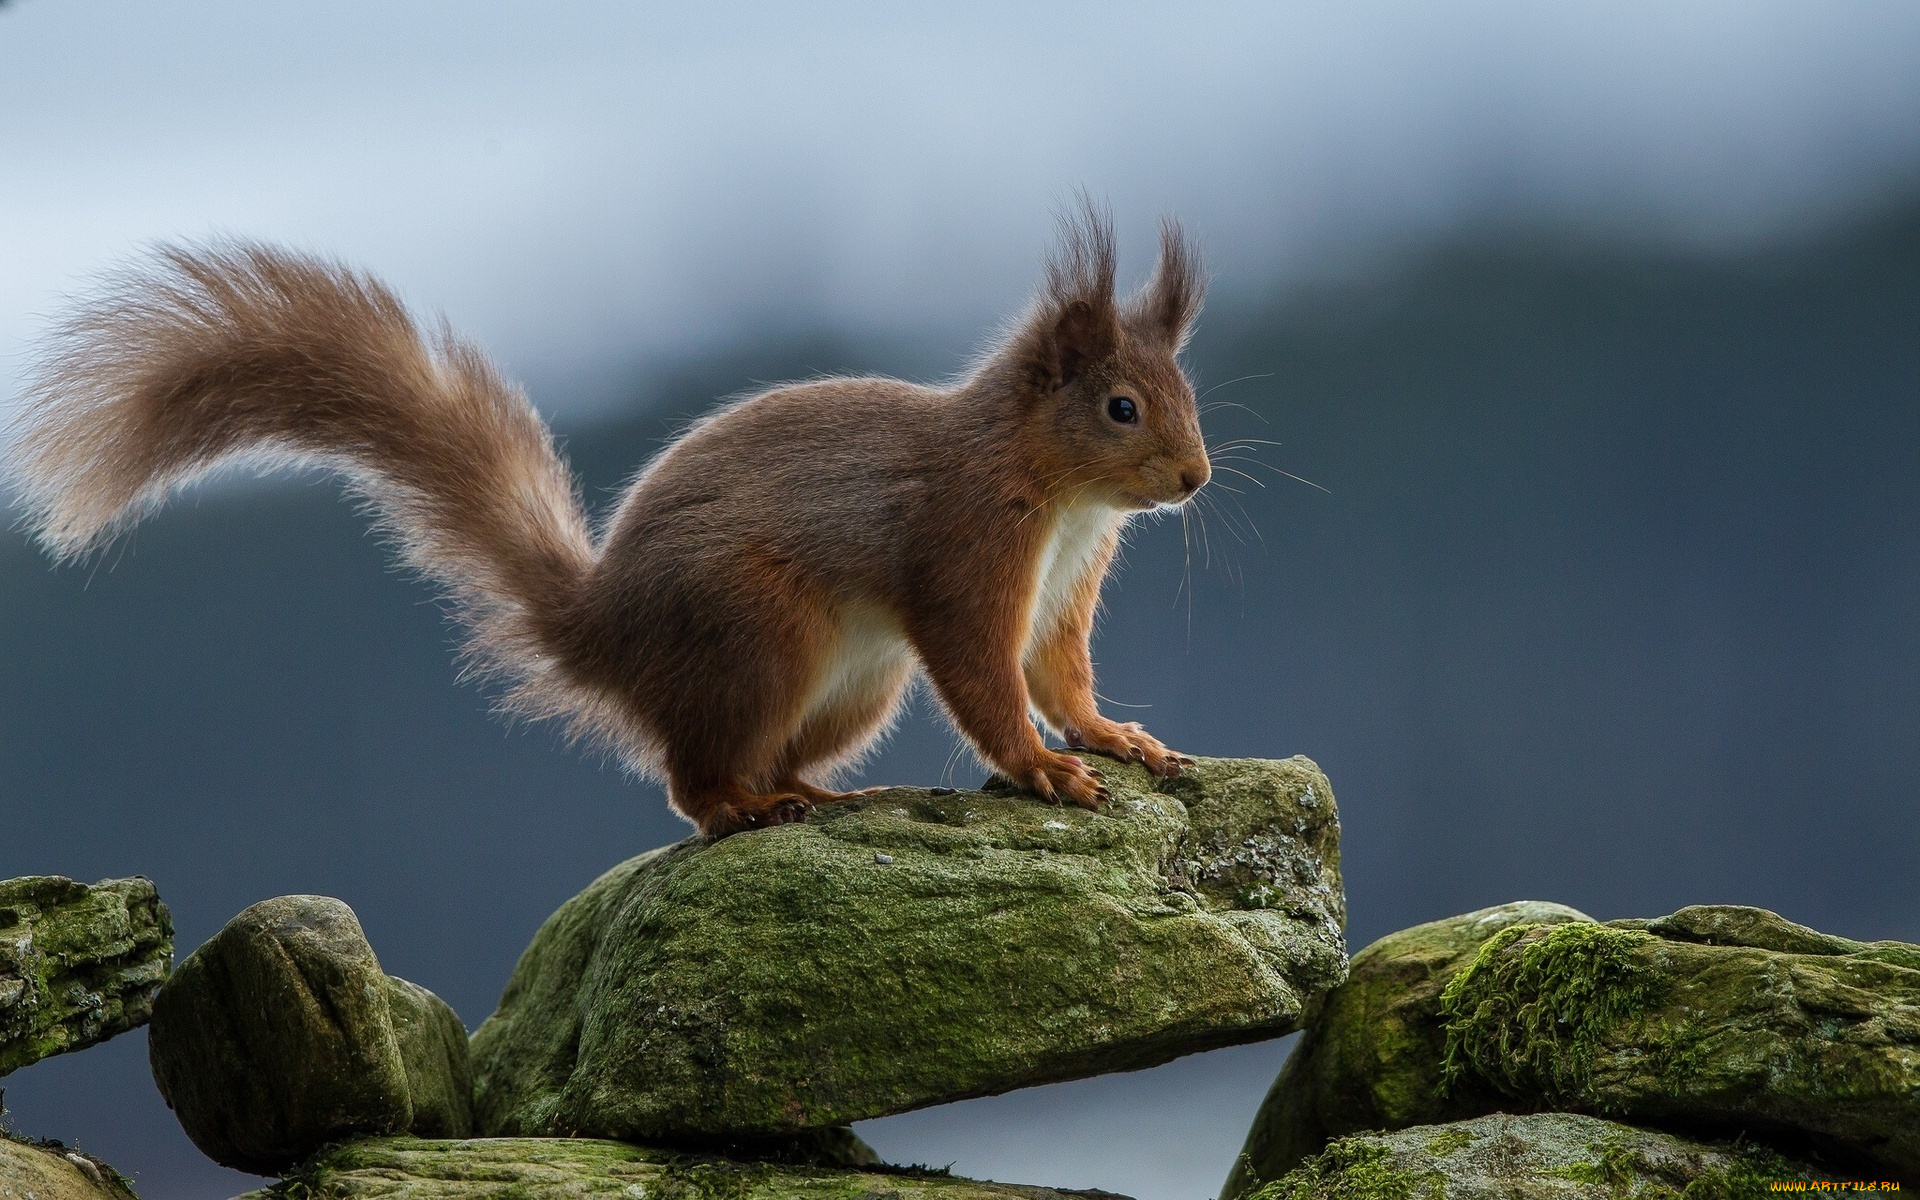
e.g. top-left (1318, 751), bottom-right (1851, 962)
top-left (1027, 498), bottom-right (1126, 653)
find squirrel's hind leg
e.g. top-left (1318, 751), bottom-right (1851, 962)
top-left (769, 654), bottom-right (915, 807)
top-left (777, 779), bottom-right (892, 806)
top-left (675, 780), bottom-right (810, 839)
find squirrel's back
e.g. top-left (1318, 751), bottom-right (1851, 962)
top-left (605, 376), bottom-right (993, 594)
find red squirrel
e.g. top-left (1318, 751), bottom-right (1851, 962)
top-left (8, 207), bottom-right (1212, 837)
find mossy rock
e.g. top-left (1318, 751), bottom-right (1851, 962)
top-left (1443, 906), bottom-right (1920, 1177)
top-left (1224, 900), bottom-right (1590, 1196)
top-left (384, 977), bottom-right (476, 1138)
top-left (0, 1138), bottom-right (139, 1200)
top-left (1242, 1112), bottom-right (1841, 1200)
top-left (0, 876), bottom-right (172, 1075)
top-left (472, 755), bottom-right (1346, 1139)
top-left (229, 1136), bottom-right (1136, 1200)
top-left (148, 895), bottom-right (473, 1174)
top-left (1228, 903), bottom-right (1920, 1195)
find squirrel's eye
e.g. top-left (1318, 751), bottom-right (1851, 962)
top-left (1107, 396), bottom-right (1139, 424)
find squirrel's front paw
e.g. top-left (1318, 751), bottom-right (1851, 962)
top-left (1017, 750), bottom-right (1110, 810)
top-left (1064, 720), bottom-right (1194, 779)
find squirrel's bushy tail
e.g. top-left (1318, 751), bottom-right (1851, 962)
top-left (8, 241), bottom-right (597, 714)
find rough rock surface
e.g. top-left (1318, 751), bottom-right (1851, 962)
top-left (0, 876), bottom-right (172, 1075)
top-left (383, 976), bottom-right (475, 1138)
top-left (1228, 903), bottom-right (1920, 1195)
top-left (1449, 905), bottom-right (1920, 1178)
top-left (0, 1139), bottom-right (139, 1200)
top-left (230, 1136), bottom-right (1135, 1200)
top-left (1225, 901), bottom-right (1591, 1195)
top-left (148, 895), bottom-right (473, 1174)
top-left (1241, 1113), bottom-right (1839, 1200)
top-left (473, 755), bottom-right (1346, 1140)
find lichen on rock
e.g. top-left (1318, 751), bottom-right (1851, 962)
top-left (1241, 1113), bottom-right (1838, 1200)
top-left (232, 1136), bottom-right (1137, 1200)
top-left (471, 755), bottom-right (1346, 1141)
top-left (0, 875), bottom-right (172, 1076)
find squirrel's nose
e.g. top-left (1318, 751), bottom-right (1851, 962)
top-left (1179, 464), bottom-right (1210, 495)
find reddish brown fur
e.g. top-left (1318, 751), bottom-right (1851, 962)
top-left (7, 208), bottom-right (1212, 837)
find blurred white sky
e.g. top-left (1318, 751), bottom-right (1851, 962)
top-left (4, 1), bottom-right (1920, 425)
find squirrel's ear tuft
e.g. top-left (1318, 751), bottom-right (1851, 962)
top-left (1033, 199), bottom-right (1119, 391)
top-left (1127, 218), bottom-right (1204, 351)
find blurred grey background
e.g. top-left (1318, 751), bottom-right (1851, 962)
top-left (2, 4), bottom-right (1918, 1199)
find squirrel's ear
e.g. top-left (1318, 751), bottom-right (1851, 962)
top-left (1127, 218), bottom-right (1204, 351)
top-left (1048, 298), bottom-right (1116, 391)
top-left (1035, 200), bottom-right (1119, 391)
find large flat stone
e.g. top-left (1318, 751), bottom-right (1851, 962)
top-left (472, 755), bottom-right (1346, 1140)
top-left (0, 875), bottom-right (172, 1076)
top-left (231, 1136), bottom-right (1136, 1200)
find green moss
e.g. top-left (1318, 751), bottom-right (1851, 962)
top-left (1438, 922), bottom-right (1657, 1105)
top-left (1854, 944), bottom-right (1920, 972)
top-left (648, 1158), bottom-right (780, 1200)
top-left (1248, 1139), bottom-right (1443, 1200)
top-left (1647, 1015), bottom-right (1712, 1096)
top-left (1549, 1137), bottom-right (1812, 1200)
top-left (1423, 1128), bottom-right (1472, 1158)
top-left (1673, 1146), bottom-right (1816, 1200)
top-left (1548, 1140), bottom-right (1641, 1190)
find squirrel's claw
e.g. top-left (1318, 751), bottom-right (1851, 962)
top-left (1062, 718), bottom-right (1192, 779)
top-left (701, 792), bottom-right (810, 838)
top-left (1020, 750), bottom-right (1107, 811)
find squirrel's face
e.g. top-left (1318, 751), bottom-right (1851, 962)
top-left (1019, 213), bottom-right (1211, 511)
top-left (1051, 345), bottom-right (1210, 511)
